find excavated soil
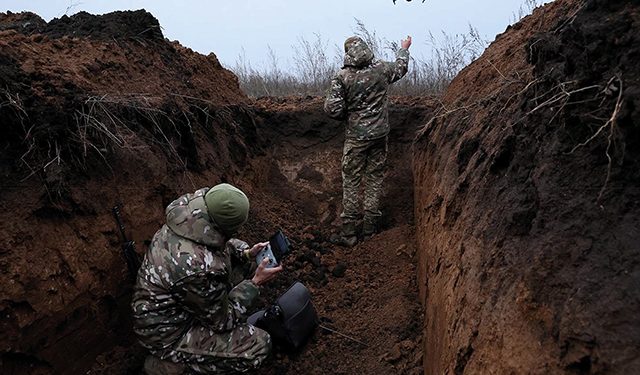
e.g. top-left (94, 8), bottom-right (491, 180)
top-left (0, 10), bottom-right (434, 375)
top-left (413, 0), bottom-right (640, 374)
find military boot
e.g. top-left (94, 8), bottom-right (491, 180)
top-left (362, 217), bottom-right (379, 240)
top-left (330, 222), bottom-right (358, 247)
top-left (144, 355), bottom-right (187, 375)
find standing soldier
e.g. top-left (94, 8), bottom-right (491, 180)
top-left (324, 35), bottom-right (412, 246)
top-left (132, 183), bottom-right (282, 375)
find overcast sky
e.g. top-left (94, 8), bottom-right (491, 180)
top-left (2, 0), bottom-right (542, 69)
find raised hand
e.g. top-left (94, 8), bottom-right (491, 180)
top-left (401, 35), bottom-right (412, 49)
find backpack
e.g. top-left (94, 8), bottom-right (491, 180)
top-left (247, 281), bottom-right (318, 350)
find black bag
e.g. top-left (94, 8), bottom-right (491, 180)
top-left (248, 282), bottom-right (318, 350)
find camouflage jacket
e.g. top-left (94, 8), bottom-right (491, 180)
top-left (131, 188), bottom-right (259, 351)
top-left (324, 39), bottom-right (409, 141)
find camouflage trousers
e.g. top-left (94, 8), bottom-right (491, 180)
top-left (153, 323), bottom-right (271, 374)
top-left (341, 136), bottom-right (388, 225)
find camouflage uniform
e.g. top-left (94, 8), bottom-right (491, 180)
top-left (132, 188), bottom-right (270, 374)
top-left (324, 37), bottom-right (409, 232)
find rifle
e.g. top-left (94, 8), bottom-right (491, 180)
top-left (112, 204), bottom-right (142, 278)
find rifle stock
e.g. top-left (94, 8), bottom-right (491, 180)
top-left (112, 205), bottom-right (142, 278)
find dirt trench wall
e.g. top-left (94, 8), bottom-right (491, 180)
top-left (0, 10), bottom-right (259, 374)
top-left (0, 105), bottom-right (257, 375)
top-left (413, 0), bottom-right (640, 374)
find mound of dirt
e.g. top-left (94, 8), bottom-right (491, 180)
top-left (0, 10), bottom-right (244, 105)
top-left (0, 9), bottom-right (249, 181)
top-left (0, 10), bottom-right (164, 40)
top-left (413, 0), bottom-right (640, 373)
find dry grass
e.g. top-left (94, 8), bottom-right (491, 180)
top-left (6, 92), bottom-right (197, 198)
top-left (229, 20), bottom-right (489, 98)
top-left (229, 0), bottom-right (544, 98)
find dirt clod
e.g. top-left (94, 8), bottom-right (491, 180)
top-left (331, 263), bottom-right (348, 278)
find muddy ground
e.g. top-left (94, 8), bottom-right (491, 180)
top-left (246, 96), bottom-right (434, 375)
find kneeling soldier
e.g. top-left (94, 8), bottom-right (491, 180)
top-left (132, 183), bottom-right (282, 374)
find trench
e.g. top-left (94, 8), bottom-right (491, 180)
top-left (104, 98), bottom-right (432, 374)
top-left (21, 97), bottom-right (434, 375)
top-left (4, 3), bottom-right (640, 374)
top-left (222, 97), bottom-right (435, 375)
top-left (0, 9), bottom-right (436, 375)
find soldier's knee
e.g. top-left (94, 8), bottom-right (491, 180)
top-left (233, 327), bottom-right (271, 371)
top-left (249, 327), bottom-right (272, 360)
top-left (186, 328), bottom-right (272, 374)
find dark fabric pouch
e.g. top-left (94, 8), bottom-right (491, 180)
top-left (247, 281), bottom-right (318, 350)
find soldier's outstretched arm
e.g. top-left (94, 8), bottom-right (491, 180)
top-left (386, 35), bottom-right (411, 83)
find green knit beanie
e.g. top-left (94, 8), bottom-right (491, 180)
top-left (204, 183), bottom-right (250, 233)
